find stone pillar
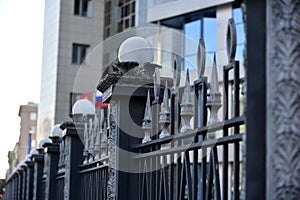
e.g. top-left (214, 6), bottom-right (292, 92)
top-left (62, 122), bottom-right (84, 200)
top-left (44, 136), bottom-right (60, 200)
top-left (266, 0), bottom-right (300, 199)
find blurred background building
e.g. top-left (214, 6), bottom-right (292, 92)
top-left (6, 102), bottom-right (38, 177)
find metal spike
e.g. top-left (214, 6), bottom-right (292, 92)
top-left (197, 38), bottom-right (206, 77)
top-left (162, 81), bottom-right (170, 113)
top-left (181, 69), bottom-right (192, 108)
top-left (206, 54), bottom-right (221, 128)
top-left (142, 90), bottom-right (152, 143)
top-left (153, 68), bottom-right (160, 101)
top-left (180, 69), bottom-right (193, 133)
top-left (185, 69), bottom-right (190, 87)
top-left (144, 90), bottom-right (152, 121)
top-left (159, 81), bottom-right (170, 139)
top-left (210, 54), bottom-right (219, 93)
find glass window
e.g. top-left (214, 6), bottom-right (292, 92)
top-left (183, 11), bottom-right (216, 69)
top-left (29, 112), bottom-right (37, 121)
top-left (104, 0), bottom-right (112, 39)
top-left (72, 43), bottom-right (90, 65)
top-left (117, 0), bottom-right (136, 34)
top-left (74, 0), bottom-right (92, 17)
top-left (203, 17), bottom-right (217, 59)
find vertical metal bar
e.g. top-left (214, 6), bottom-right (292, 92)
top-left (193, 81), bottom-right (199, 200)
top-left (138, 149), bottom-right (142, 200)
top-left (169, 91), bottom-right (175, 200)
top-left (212, 147), bottom-right (221, 200)
top-left (234, 61), bottom-right (240, 117)
top-left (176, 152), bottom-right (182, 200)
top-left (233, 61), bottom-right (240, 200)
top-left (205, 152), bottom-right (213, 200)
top-left (201, 77), bottom-right (208, 200)
top-left (222, 66), bottom-right (229, 200)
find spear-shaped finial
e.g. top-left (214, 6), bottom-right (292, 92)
top-left (197, 38), bottom-right (206, 77)
top-left (180, 69), bottom-right (193, 133)
top-left (162, 81), bottom-right (170, 113)
top-left (173, 56), bottom-right (181, 90)
top-left (159, 81), bottom-right (171, 139)
top-left (206, 54), bottom-right (222, 130)
top-left (153, 68), bottom-right (160, 102)
top-left (142, 90), bottom-right (152, 143)
top-left (210, 54), bottom-right (219, 93)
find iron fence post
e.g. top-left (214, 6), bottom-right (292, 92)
top-left (21, 165), bottom-right (27, 200)
top-left (61, 122), bottom-right (84, 200)
top-left (43, 136), bottom-right (60, 200)
top-left (25, 160), bottom-right (34, 200)
top-left (32, 150), bottom-right (45, 200)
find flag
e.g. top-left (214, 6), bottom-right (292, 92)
top-left (96, 91), bottom-right (108, 108)
top-left (80, 92), bottom-right (93, 101)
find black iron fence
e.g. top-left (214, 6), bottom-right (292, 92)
top-left (3, 17), bottom-right (245, 200)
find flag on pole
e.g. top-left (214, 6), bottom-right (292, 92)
top-left (96, 91), bottom-right (108, 108)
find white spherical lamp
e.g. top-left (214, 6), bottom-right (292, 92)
top-left (25, 154), bottom-right (31, 161)
top-left (51, 124), bottom-right (63, 138)
top-left (30, 148), bottom-right (38, 155)
top-left (72, 99), bottom-right (95, 117)
top-left (38, 137), bottom-right (51, 149)
top-left (118, 36), bottom-right (154, 65)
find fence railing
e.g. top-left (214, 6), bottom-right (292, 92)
top-left (3, 17), bottom-right (245, 200)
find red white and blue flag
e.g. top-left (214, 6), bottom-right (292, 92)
top-left (96, 91), bottom-right (108, 108)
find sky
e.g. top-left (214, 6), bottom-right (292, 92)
top-left (0, 0), bottom-right (45, 179)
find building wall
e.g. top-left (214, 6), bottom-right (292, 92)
top-left (18, 103), bottom-right (38, 163)
top-left (37, 0), bottom-right (61, 140)
top-left (38, 0), bottom-right (104, 140)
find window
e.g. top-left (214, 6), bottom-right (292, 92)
top-left (104, 0), bottom-right (112, 39)
top-left (72, 43), bottom-right (90, 65)
top-left (183, 9), bottom-right (217, 69)
top-left (117, 0), bottom-right (135, 33)
top-left (29, 112), bottom-right (37, 121)
top-left (74, 0), bottom-right (92, 17)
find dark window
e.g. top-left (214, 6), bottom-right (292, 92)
top-left (74, 0), bottom-right (92, 17)
top-left (72, 43), bottom-right (90, 65)
top-left (117, 0), bottom-right (135, 33)
top-left (104, 0), bottom-right (112, 39)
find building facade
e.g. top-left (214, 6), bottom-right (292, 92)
top-left (18, 102), bottom-right (38, 162)
top-left (6, 102), bottom-right (38, 178)
top-left (37, 0), bottom-right (104, 140)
